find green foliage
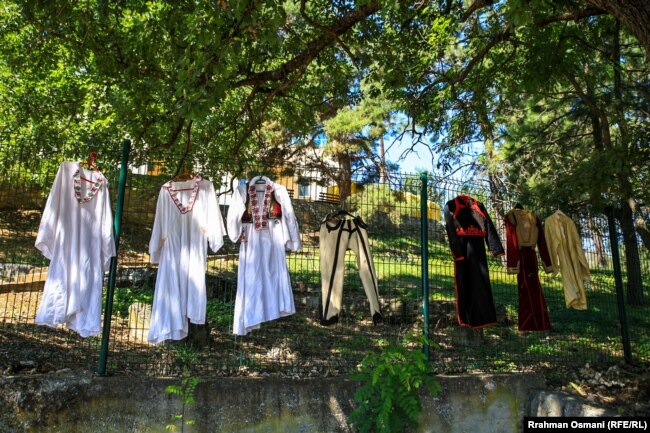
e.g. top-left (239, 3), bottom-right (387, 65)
top-left (349, 183), bottom-right (406, 228)
top-left (0, 0), bottom-right (391, 174)
top-left (174, 345), bottom-right (200, 368)
top-left (349, 181), bottom-right (444, 231)
top-left (206, 299), bottom-right (233, 329)
top-left (110, 287), bottom-right (154, 317)
top-left (348, 335), bottom-right (441, 433)
top-left (165, 368), bottom-right (201, 432)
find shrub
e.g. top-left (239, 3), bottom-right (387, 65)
top-left (348, 335), bottom-right (441, 433)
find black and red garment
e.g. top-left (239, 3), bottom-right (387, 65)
top-left (443, 195), bottom-right (505, 328)
top-left (504, 207), bottom-right (553, 331)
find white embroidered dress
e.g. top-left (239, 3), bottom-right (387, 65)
top-left (227, 176), bottom-right (302, 335)
top-left (35, 162), bottom-right (115, 337)
top-left (148, 176), bottom-right (226, 344)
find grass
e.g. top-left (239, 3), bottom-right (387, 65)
top-left (93, 230), bottom-right (650, 372)
top-left (2, 203), bottom-right (649, 375)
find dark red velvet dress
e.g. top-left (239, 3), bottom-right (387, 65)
top-left (504, 209), bottom-right (553, 331)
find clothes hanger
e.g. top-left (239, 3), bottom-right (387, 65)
top-left (254, 174), bottom-right (273, 184)
top-left (170, 165), bottom-right (198, 191)
top-left (172, 165), bottom-right (195, 182)
top-left (336, 209), bottom-right (355, 217)
top-left (251, 175), bottom-right (272, 192)
top-left (79, 151), bottom-right (99, 170)
top-left (78, 151), bottom-right (100, 183)
top-left (326, 208), bottom-right (355, 220)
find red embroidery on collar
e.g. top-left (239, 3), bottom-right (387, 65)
top-left (248, 180), bottom-right (274, 231)
top-left (164, 176), bottom-right (201, 214)
top-left (73, 169), bottom-right (104, 204)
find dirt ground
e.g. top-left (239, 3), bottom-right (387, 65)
top-left (1, 292), bottom-right (648, 418)
top-left (2, 333), bottom-right (648, 417)
top-left (545, 361), bottom-right (650, 416)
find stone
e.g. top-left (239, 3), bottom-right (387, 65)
top-left (530, 390), bottom-right (616, 417)
top-left (127, 302), bottom-right (152, 343)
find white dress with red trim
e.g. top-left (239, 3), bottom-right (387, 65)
top-left (226, 176), bottom-right (302, 336)
top-left (35, 162), bottom-right (115, 337)
top-left (148, 176), bottom-right (226, 344)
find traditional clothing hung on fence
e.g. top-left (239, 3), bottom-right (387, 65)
top-left (544, 210), bottom-right (589, 310)
top-left (319, 210), bottom-right (382, 326)
top-left (226, 175), bottom-right (301, 336)
top-left (505, 207), bottom-right (553, 331)
top-left (147, 174), bottom-right (226, 344)
top-left (35, 160), bottom-right (115, 337)
top-left (443, 195), bottom-right (504, 328)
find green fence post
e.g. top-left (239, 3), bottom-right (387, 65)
top-left (606, 208), bottom-right (633, 364)
top-left (420, 172), bottom-right (430, 359)
top-left (97, 139), bottom-right (131, 376)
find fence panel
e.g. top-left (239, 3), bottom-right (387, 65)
top-left (426, 178), bottom-right (644, 372)
top-left (0, 141), bottom-right (648, 377)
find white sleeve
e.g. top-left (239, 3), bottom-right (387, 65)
top-left (148, 188), bottom-right (167, 264)
top-left (35, 163), bottom-right (64, 260)
top-left (275, 186), bottom-right (302, 251)
top-left (206, 181), bottom-right (225, 253)
top-left (226, 183), bottom-right (246, 243)
top-left (100, 179), bottom-right (116, 271)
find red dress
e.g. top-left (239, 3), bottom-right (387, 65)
top-left (505, 209), bottom-right (553, 331)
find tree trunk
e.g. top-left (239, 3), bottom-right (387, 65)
top-left (587, 216), bottom-right (608, 267)
top-left (568, 65), bottom-right (645, 306)
top-left (617, 201), bottom-right (644, 306)
top-left (636, 212), bottom-right (650, 251)
top-left (610, 22), bottom-right (644, 305)
top-left (337, 153), bottom-right (352, 209)
top-left (379, 136), bottom-right (387, 184)
top-left (477, 109), bottom-right (506, 230)
top-left (581, 0), bottom-right (650, 57)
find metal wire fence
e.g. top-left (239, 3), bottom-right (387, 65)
top-left (0, 139), bottom-right (648, 377)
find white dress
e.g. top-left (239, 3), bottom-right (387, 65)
top-left (148, 176), bottom-right (226, 344)
top-left (227, 176), bottom-right (302, 335)
top-left (35, 162), bottom-right (115, 337)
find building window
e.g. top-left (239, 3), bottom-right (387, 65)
top-left (298, 183), bottom-right (311, 198)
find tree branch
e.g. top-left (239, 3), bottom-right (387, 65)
top-left (461, 0), bottom-right (496, 23)
top-left (535, 7), bottom-right (607, 27)
top-left (419, 26), bottom-right (511, 98)
top-left (174, 120), bottom-right (193, 176)
top-left (233, 1), bottom-right (381, 88)
top-left (299, 0), bottom-right (359, 65)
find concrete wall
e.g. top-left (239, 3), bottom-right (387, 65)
top-left (0, 370), bottom-right (548, 433)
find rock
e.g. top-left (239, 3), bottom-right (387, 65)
top-left (116, 267), bottom-right (157, 288)
top-left (127, 302), bottom-right (152, 343)
top-left (531, 390), bottom-right (617, 417)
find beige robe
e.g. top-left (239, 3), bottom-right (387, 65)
top-left (544, 211), bottom-right (589, 310)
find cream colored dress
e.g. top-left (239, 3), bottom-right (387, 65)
top-left (544, 210), bottom-right (589, 310)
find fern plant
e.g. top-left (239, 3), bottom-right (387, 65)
top-left (348, 336), bottom-right (441, 433)
top-left (165, 368), bottom-right (201, 432)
